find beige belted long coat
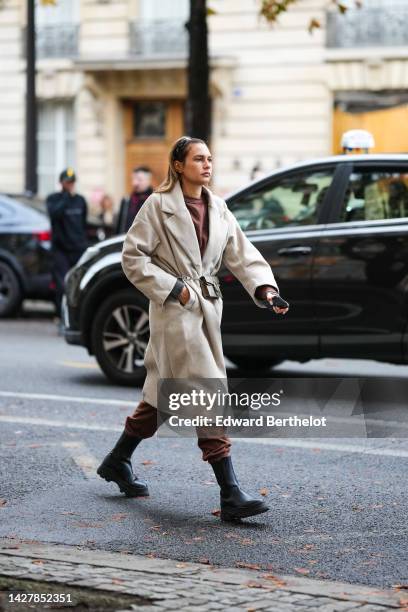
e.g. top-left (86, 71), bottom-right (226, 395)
top-left (121, 180), bottom-right (279, 407)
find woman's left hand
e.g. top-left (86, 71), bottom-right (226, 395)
top-left (266, 291), bottom-right (289, 315)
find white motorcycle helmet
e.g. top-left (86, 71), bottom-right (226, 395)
top-left (341, 130), bottom-right (375, 154)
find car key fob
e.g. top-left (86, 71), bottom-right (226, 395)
top-left (263, 295), bottom-right (289, 310)
top-left (272, 295), bottom-right (289, 309)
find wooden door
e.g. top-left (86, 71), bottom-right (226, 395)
top-left (333, 105), bottom-right (408, 154)
top-left (124, 100), bottom-right (184, 191)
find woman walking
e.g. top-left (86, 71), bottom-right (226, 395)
top-left (97, 136), bottom-right (288, 522)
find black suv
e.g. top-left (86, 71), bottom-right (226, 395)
top-left (63, 154), bottom-right (408, 385)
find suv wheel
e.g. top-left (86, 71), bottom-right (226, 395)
top-left (0, 261), bottom-right (22, 317)
top-left (91, 289), bottom-right (149, 386)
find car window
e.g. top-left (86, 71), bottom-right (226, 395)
top-left (341, 169), bottom-right (408, 223)
top-left (228, 169), bottom-right (334, 231)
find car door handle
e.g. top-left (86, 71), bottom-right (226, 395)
top-left (277, 246), bottom-right (312, 256)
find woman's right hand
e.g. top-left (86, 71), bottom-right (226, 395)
top-left (178, 285), bottom-right (191, 306)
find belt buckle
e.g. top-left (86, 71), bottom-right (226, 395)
top-left (199, 275), bottom-right (221, 299)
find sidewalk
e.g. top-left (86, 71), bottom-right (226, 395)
top-left (0, 538), bottom-right (405, 611)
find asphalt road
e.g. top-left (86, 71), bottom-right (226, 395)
top-left (0, 308), bottom-right (407, 588)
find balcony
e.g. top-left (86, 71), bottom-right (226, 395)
top-left (35, 24), bottom-right (79, 59)
top-left (129, 19), bottom-right (188, 59)
top-left (326, 2), bottom-right (408, 49)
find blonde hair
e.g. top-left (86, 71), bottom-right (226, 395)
top-left (156, 136), bottom-right (206, 193)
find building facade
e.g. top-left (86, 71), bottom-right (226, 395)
top-left (1, 0), bottom-right (408, 208)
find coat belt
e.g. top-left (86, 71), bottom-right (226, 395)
top-left (180, 274), bottom-right (219, 284)
top-left (180, 274), bottom-right (222, 298)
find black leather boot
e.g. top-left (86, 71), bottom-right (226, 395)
top-left (97, 430), bottom-right (149, 497)
top-left (211, 456), bottom-right (269, 522)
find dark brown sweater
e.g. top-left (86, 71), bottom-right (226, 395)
top-left (171, 192), bottom-right (278, 301)
top-left (184, 193), bottom-right (209, 258)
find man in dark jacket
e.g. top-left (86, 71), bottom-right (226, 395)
top-left (46, 168), bottom-right (88, 317)
top-left (116, 166), bottom-right (153, 234)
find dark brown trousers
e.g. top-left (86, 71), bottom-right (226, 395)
top-left (125, 400), bottom-right (231, 464)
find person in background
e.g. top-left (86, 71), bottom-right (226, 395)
top-left (98, 194), bottom-right (115, 238)
top-left (116, 166), bottom-right (153, 234)
top-left (46, 168), bottom-right (88, 319)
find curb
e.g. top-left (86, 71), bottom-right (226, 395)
top-left (0, 538), bottom-right (404, 610)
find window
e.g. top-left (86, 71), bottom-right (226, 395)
top-left (341, 169), bottom-right (408, 223)
top-left (140, 0), bottom-right (189, 21)
top-left (133, 102), bottom-right (166, 138)
top-left (37, 102), bottom-right (75, 197)
top-left (229, 169), bottom-right (334, 231)
top-left (35, 0), bottom-right (79, 58)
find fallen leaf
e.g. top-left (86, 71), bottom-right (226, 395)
top-left (399, 595), bottom-right (408, 610)
top-left (393, 585), bottom-right (408, 591)
top-left (245, 581), bottom-right (265, 589)
top-left (259, 488), bottom-right (268, 496)
top-left (32, 560), bottom-right (44, 565)
top-left (111, 513), bottom-right (128, 521)
top-left (294, 568), bottom-right (310, 575)
top-left (141, 460), bottom-right (156, 465)
top-left (111, 578), bottom-right (124, 585)
top-left (263, 574), bottom-right (287, 587)
top-left (61, 511), bottom-right (79, 516)
top-left (175, 563), bottom-right (186, 568)
top-left (199, 558), bottom-right (210, 564)
top-left (236, 561), bottom-right (261, 570)
top-left (146, 553), bottom-right (157, 558)
top-left (0, 500), bottom-right (7, 507)
top-left (211, 509), bottom-right (221, 517)
top-left (240, 538), bottom-right (254, 546)
top-left (28, 444), bottom-right (43, 449)
top-left (71, 521), bottom-right (104, 528)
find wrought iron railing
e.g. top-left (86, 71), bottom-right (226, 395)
top-left (326, 2), bottom-right (408, 48)
top-left (129, 19), bottom-right (188, 58)
top-left (33, 24), bottom-right (79, 59)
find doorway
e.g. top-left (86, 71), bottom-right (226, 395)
top-left (124, 100), bottom-right (184, 191)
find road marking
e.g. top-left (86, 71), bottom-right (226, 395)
top-left (62, 441), bottom-right (100, 479)
top-left (0, 415), bottom-right (119, 432)
top-left (235, 437), bottom-right (408, 458)
top-left (0, 390), bottom-right (136, 407)
top-left (0, 414), bottom-right (408, 458)
top-left (58, 360), bottom-right (99, 370)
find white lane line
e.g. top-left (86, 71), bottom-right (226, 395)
top-left (0, 415), bottom-right (119, 432)
top-left (58, 360), bottom-right (99, 370)
top-left (234, 437), bottom-right (408, 458)
top-left (62, 441), bottom-right (100, 480)
top-left (0, 390), bottom-right (136, 407)
top-left (1, 414), bottom-right (408, 458)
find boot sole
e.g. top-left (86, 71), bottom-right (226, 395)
top-left (97, 465), bottom-right (149, 498)
top-left (221, 502), bottom-right (269, 522)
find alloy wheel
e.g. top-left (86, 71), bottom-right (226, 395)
top-left (102, 305), bottom-right (149, 374)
